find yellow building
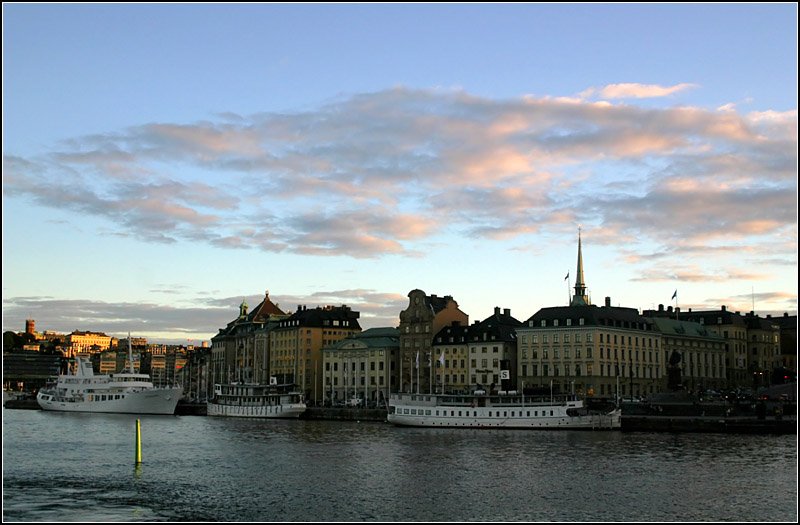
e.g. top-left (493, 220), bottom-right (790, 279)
top-left (270, 304), bottom-right (361, 404)
top-left (66, 330), bottom-right (112, 355)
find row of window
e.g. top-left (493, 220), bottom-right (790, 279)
top-left (325, 376), bottom-right (386, 386)
top-left (398, 408), bottom-right (556, 418)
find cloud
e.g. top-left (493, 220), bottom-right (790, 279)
top-left (3, 86), bottom-right (796, 264)
top-left (1, 288), bottom-right (409, 344)
top-left (580, 82), bottom-right (698, 100)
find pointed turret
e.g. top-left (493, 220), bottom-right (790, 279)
top-left (571, 229), bottom-right (590, 306)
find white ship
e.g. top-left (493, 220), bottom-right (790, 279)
top-left (37, 339), bottom-right (182, 415)
top-left (207, 382), bottom-right (307, 418)
top-left (387, 391), bottom-right (620, 429)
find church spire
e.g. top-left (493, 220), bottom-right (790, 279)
top-left (571, 227), bottom-right (590, 306)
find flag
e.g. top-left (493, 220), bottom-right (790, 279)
top-left (438, 352), bottom-right (445, 366)
top-left (415, 351), bottom-right (419, 369)
top-left (671, 290), bottom-right (677, 300)
top-left (564, 271), bottom-right (569, 281)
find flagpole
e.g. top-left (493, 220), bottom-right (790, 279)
top-left (565, 272), bottom-right (571, 305)
top-left (673, 290), bottom-right (678, 320)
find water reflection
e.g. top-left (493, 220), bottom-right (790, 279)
top-left (3, 411), bottom-right (796, 522)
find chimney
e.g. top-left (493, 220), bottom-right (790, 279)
top-left (658, 304), bottom-right (664, 311)
top-left (667, 306), bottom-right (673, 313)
top-left (503, 308), bottom-right (511, 316)
top-left (605, 297), bottom-right (611, 307)
top-left (494, 306), bottom-right (501, 316)
top-left (721, 305), bottom-right (727, 312)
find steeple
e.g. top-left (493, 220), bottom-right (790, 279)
top-left (239, 298), bottom-right (248, 318)
top-left (571, 228), bottom-right (590, 306)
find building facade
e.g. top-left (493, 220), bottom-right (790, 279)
top-left (271, 304), bottom-right (361, 404)
top-left (467, 307), bottom-right (521, 392)
top-left (648, 317), bottom-right (727, 391)
top-left (66, 330), bottom-right (112, 355)
top-left (517, 232), bottom-right (663, 399)
top-left (322, 327), bottom-right (399, 406)
top-left (210, 291), bottom-right (288, 387)
top-left (432, 322), bottom-right (470, 394)
top-left (397, 290), bottom-right (468, 394)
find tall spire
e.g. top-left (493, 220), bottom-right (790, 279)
top-left (571, 227), bottom-right (590, 306)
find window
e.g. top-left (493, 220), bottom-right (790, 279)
top-left (541, 320), bottom-right (546, 327)
top-left (566, 319), bottom-right (572, 326)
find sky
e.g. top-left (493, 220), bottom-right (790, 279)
top-left (2, 3), bottom-right (797, 345)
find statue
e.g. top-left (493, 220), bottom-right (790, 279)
top-left (667, 350), bottom-right (683, 391)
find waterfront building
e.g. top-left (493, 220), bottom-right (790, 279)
top-left (743, 312), bottom-right (782, 389)
top-left (398, 290), bottom-right (468, 394)
top-left (210, 291), bottom-right (288, 387)
top-left (467, 307), bottom-right (522, 392)
top-left (271, 304), bottom-right (361, 405)
top-left (646, 317), bottom-right (727, 391)
top-left (645, 305), bottom-right (750, 388)
top-left (771, 312), bottom-right (797, 375)
top-left (322, 327), bottom-right (399, 406)
top-left (517, 231), bottom-right (662, 399)
top-left (432, 322), bottom-right (470, 394)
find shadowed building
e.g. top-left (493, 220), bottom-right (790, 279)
top-left (398, 290), bottom-right (468, 394)
top-left (322, 327), bottom-right (399, 406)
top-left (210, 291), bottom-right (288, 387)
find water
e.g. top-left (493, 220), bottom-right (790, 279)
top-left (2, 409), bottom-right (797, 522)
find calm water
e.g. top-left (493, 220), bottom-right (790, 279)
top-left (2, 409), bottom-right (797, 522)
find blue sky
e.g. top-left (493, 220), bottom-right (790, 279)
top-left (3, 3), bottom-right (797, 344)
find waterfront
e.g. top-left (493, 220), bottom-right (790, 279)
top-left (2, 409), bottom-right (797, 522)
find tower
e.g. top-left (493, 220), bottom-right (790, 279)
top-left (570, 229), bottom-right (590, 306)
top-left (25, 319), bottom-right (35, 335)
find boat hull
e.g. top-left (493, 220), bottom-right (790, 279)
top-left (388, 393), bottom-right (620, 429)
top-left (387, 408), bottom-right (620, 429)
top-left (37, 387), bottom-right (182, 415)
top-left (206, 401), bottom-right (307, 418)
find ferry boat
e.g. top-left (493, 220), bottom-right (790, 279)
top-left (36, 345), bottom-right (182, 415)
top-left (206, 382), bottom-right (307, 418)
top-left (387, 391), bottom-right (621, 429)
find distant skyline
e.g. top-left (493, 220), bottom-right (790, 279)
top-left (3, 3), bottom-right (797, 344)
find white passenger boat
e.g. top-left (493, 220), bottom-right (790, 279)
top-left (387, 392), bottom-right (620, 429)
top-left (207, 382), bottom-right (307, 418)
top-left (36, 346), bottom-right (182, 415)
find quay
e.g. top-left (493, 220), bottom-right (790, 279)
top-left (302, 406), bottom-right (387, 422)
